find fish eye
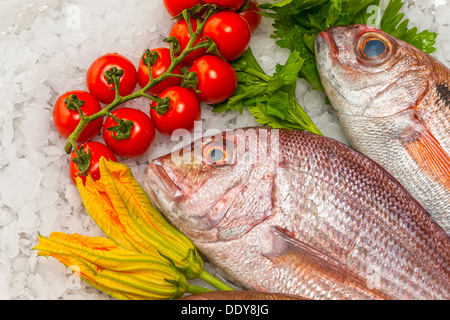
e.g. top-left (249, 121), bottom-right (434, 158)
top-left (202, 139), bottom-right (234, 166)
top-left (208, 147), bottom-right (225, 162)
top-left (361, 38), bottom-right (387, 59)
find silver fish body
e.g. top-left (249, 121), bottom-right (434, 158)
top-left (315, 24), bottom-right (450, 233)
top-left (144, 128), bottom-right (449, 300)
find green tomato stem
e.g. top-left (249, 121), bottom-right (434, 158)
top-left (64, 8), bottom-right (217, 154)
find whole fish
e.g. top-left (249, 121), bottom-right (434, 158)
top-left (144, 128), bottom-right (449, 300)
top-left (315, 24), bottom-right (450, 234)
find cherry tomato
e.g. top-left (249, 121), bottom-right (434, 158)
top-left (189, 55), bottom-right (237, 104)
top-left (150, 86), bottom-right (201, 135)
top-left (169, 19), bottom-right (208, 66)
top-left (69, 141), bottom-right (117, 185)
top-left (203, 11), bottom-right (251, 61)
top-left (239, 0), bottom-right (261, 33)
top-left (163, 0), bottom-right (204, 17)
top-left (137, 48), bottom-right (184, 95)
top-left (53, 90), bottom-right (103, 142)
top-left (203, 0), bottom-right (245, 10)
top-left (102, 107), bottom-right (155, 158)
top-left (86, 53), bottom-right (138, 104)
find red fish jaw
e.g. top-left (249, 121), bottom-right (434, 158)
top-left (315, 27), bottom-right (375, 116)
top-left (316, 30), bottom-right (340, 59)
top-left (147, 160), bottom-right (183, 199)
top-left (143, 161), bottom-right (181, 225)
top-left (145, 159), bottom-right (218, 234)
top-left (315, 32), bottom-right (353, 115)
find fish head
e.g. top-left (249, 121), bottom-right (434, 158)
top-left (144, 128), bottom-right (279, 243)
top-left (315, 24), bottom-right (430, 118)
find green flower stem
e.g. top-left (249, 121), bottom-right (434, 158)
top-left (198, 270), bottom-right (234, 291)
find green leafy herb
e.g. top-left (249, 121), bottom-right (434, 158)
top-left (379, 0), bottom-right (437, 54)
top-left (213, 48), bottom-right (323, 135)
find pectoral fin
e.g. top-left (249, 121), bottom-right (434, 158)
top-left (262, 226), bottom-right (390, 299)
top-left (402, 119), bottom-right (450, 191)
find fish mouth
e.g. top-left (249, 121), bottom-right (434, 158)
top-left (145, 160), bottom-right (182, 199)
top-left (315, 30), bottom-right (339, 59)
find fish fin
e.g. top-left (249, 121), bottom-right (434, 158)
top-left (262, 226), bottom-right (390, 299)
top-left (401, 119), bottom-right (450, 191)
top-left (263, 226), bottom-right (360, 283)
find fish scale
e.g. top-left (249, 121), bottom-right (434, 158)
top-left (282, 131), bottom-right (448, 299)
top-left (144, 128), bottom-right (449, 299)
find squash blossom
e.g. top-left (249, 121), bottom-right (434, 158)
top-left (34, 232), bottom-right (209, 300)
top-left (75, 157), bottom-right (203, 279)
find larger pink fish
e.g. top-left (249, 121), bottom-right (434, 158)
top-left (315, 24), bottom-right (450, 234)
top-left (144, 128), bottom-right (449, 300)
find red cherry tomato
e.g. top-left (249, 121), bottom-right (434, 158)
top-left (189, 55), bottom-right (237, 105)
top-left (137, 48), bottom-right (183, 95)
top-left (53, 90), bottom-right (103, 142)
top-left (69, 141), bottom-right (117, 185)
top-left (239, 0), bottom-right (261, 33)
top-left (203, 0), bottom-right (245, 10)
top-left (203, 11), bottom-right (251, 61)
top-left (102, 107), bottom-right (156, 158)
top-left (86, 53), bottom-right (137, 104)
top-left (163, 0), bottom-right (204, 17)
top-left (169, 19), bottom-right (208, 66)
top-left (150, 86), bottom-right (201, 135)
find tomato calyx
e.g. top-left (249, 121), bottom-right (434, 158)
top-left (142, 50), bottom-right (160, 67)
top-left (182, 71), bottom-right (200, 92)
top-left (71, 144), bottom-right (92, 177)
top-left (105, 113), bottom-right (134, 141)
top-left (64, 94), bottom-right (86, 112)
top-left (104, 67), bottom-right (124, 86)
top-left (163, 37), bottom-right (182, 56)
top-left (172, 4), bottom-right (217, 21)
top-left (201, 36), bottom-right (223, 58)
top-left (151, 96), bottom-right (172, 116)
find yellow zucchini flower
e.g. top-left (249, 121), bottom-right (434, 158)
top-left (34, 232), bottom-right (209, 300)
top-left (75, 157), bottom-right (203, 279)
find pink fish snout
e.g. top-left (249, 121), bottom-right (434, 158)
top-left (315, 30), bottom-right (340, 57)
top-left (146, 161), bottom-right (182, 198)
